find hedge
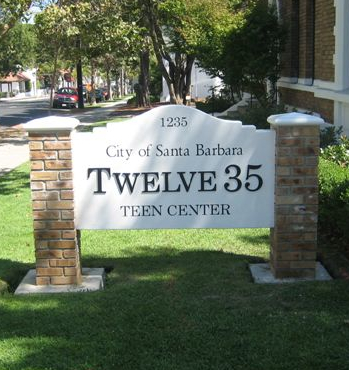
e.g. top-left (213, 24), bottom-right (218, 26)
top-left (318, 157), bottom-right (349, 247)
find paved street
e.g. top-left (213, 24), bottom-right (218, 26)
top-left (0, 98), bottom-right (51, 127)
top-left (0, 97), bottom-right (128, 127)
top-left (0, 97), bottom-right (129, 177)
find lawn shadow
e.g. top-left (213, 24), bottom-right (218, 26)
top-left (0, 259), bottom-right (33, 293)
top-left (233, 231), bottom-right (270, 245)
top-left (0, 166), bottom-right (30, 194)
top-left (82, 247), bottom-right (266, 289)
top-left (0, 249), bottom-right (348, 370)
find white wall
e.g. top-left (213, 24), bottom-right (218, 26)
top-left (161, 61), bottom-right (222, 102)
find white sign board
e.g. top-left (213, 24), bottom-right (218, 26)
top-left (72, 105), bottom-right (275, 229)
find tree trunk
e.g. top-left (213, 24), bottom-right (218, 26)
top-left (120, 68), bottom-right (124, 96)
top-left (137, 49), bottom-right (151, 107)
top-left (90, 60), bottom-right (97, 105)
top-left (106, 69), bottom-right (112, 101)
top-left (114, 70), bottom-right (120, 98)
top-left (50, 45), bottom-right (61, 108)
top-left (182, 56), bottom-right (195, 105)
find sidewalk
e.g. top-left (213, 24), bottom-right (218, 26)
top-left (0, 126), bottom-right (29, 177)
top-left (0, 94), bottom-right (49, 103)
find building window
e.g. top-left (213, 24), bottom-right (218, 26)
top-left (304, 0), bottom-right (315, 84)
top-left (290, 0), bottom-right (299, 81)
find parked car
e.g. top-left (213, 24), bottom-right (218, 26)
top-left (83, 88), bottom-right (104, 103)
top-left (100, 87), bottom-right (110, 100)
top-left (53, 87), bottom-right (79, 108)
top-left (94, 89), bottom-right (105, 103)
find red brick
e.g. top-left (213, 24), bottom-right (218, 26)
top-left (46, 201), bottom-right (73, 210)
top-left (29, 141), bottom-right (43, 150)
top-left (46, 181), bottom-right (73, 190)
top-left (62, 230), bottom-right (77, 239)
top-left (31, 161), bottom-right (44, 170)
top-left (45, 220), bottom-right (75, 230)
top-left (64, 267), bottom-right (78, 276)
top-left (31, 171), bottom-right (58, 181)
top-left (59, 171), bottom-right (73, 181)
top-left (34, 230), bottom-right (61, 239)
top-left (32, 201), bottom-right (46, 210)
top-left (61, 210), bottom-right (74, 220)
top-left (36, 267), bottom-right (63, 276)
top-left (31, 182), bottom-right (45, 191)
top-left (32, 191), bottom-right (59, 201)
top-left (32, 210), bottom-right (60, 220)
top-left (44, 141), bottom-right (71, 150)
top-left (36, 259), bottom-right (50, 268)
top-left (36, 276), bottom-right (51, 285)
top-left (48, 240), bottom-right (76, 249)
top-left (60, 190), bottom-right (74, 200)
top-left (30, 151), bottom-right (57, 160)
top-left (58, 150), bottom-right (72, 160)
top-left (33, 221), bottom-right (47, 230)
top-left (36, 250), bottom-right (63, 259)
top-left (50, 259), bottom-right (76, 267)
top-left (45, 160), bottom-right (72, 170)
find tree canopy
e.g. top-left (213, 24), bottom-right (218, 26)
top-left (0, 0), bottom-right (33, 38)
top-left (0, 0), bottom-right (286, 108)
top-left (0, 22), bottom-right (37, 74)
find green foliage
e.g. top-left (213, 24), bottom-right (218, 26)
top-left (0, 22), bottom-right (37, 74)
top-left (320, 126), bottom-right (343, 148)
top-left (318, 158), bottom-right (349, 247)
top-left (0, 0), bottom-right (32, 38)
top-left (196, 96), bottom-right (232, 114)
top-left (149, 58), bottom-right (162, 101)
top-left (24, 79), bottom-right (31, 92)
top-left (321, 136), bottom-right (349, 168)
top-left (0, 279), bottom-right (8, 294)
top-left (197, 2), bottom-right (286, 107)
top-left (238, 104), bottom-right (286, 129)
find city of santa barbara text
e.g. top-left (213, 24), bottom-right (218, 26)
top-left (87, 164), bottom-right (264, 194)
top-left (105, 143), bottom-right (243, 160)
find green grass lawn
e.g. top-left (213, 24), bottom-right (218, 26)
top-left (1, 164), bottom-right (349, 370)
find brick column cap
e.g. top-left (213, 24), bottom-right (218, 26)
top-left (268, 112), bottom-right (324, 127)
top-left (24, 116), bottom-right (80, 133)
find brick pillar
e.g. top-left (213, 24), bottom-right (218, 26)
top-left (268, 112), bottom-right (324, 279)
top-left (25, 117), bottom-right (81, 286)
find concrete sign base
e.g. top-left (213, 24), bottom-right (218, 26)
top-left (15, 268), bottom-right (105, 295)
top-left (249, 263), bottom-right (332, 284)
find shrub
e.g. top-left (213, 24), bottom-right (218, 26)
top-left (318, 158), bottom-right (349, 247)
top-left (0, 279), bottom-right (8, 294)
top-left (238, 104), bottom-right (286, 129)
top-left (320, 126), bottom-right (343, 148)
top-left (196, 96), bottom-right (232, 114)
top-left (320, 135), bottom-right (349, 168)
top-left (127, 95), bottom-right (137, 105)
top-left (25, 80), bottom-right (32, 92)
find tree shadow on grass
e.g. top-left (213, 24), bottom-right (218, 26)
top-left (0, 165), bottom-right (30, 195)
top-left (0, 249), bottom-right (349, 370)
top-left (0, 259), bottom-right (33, 293)
top-left (233, 231), bottom-right (270, 245)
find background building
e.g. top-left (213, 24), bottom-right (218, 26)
top-left (275, 0), bottom-right (349, 135)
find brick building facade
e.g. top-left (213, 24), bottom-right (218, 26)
top-left (273, 0), bottom-right (349, 135)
